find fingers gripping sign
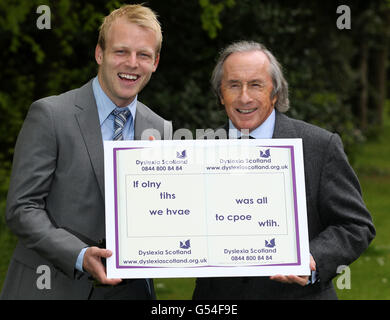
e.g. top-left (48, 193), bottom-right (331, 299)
top-left (83, 247), bottom-right (122, 286)
top-left (270, 255), bottom-right (317, 287)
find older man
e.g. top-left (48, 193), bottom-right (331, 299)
top-left (193, 41), bottom-right (375, 299)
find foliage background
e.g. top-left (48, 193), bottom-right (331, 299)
top-left (0, 0), bottom-right (389, 299)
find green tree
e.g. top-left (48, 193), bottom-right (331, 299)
top-left (0, 0), bottom-right (388, 197)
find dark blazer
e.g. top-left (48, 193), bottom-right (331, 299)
top-left (193, 111), bottom-right (375, 300)
top-left (1, 80), bottom-right (172, 299)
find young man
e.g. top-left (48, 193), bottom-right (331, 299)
top-left (1, 4), bottom-right (172, 300)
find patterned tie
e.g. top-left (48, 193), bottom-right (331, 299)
top-left (112, 108), bottom-right (132, 141)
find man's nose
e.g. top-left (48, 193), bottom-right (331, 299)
top-left (126, 52), bottom-right (138, 68)
top-left (239, 86), bottom-right (253, 104)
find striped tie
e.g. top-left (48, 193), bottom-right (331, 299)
top-left (112, 108), bottom-right (132, 141)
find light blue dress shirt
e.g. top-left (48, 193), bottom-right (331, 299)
top-left (228, 108), bottom-right (276, 139)
top-left (75, 77), bottom-right (137, 272)
top-left (93, 76), bottom-right (137, 141)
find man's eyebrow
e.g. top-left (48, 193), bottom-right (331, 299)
top-left (112, 45), bottom-right (153, 52)
top-left (248, 78), bottom-right (266, 84)
top-left (112, 45), bottom-right (128, 50)
top-left (225, 78), bottom-right (266, 84)
top-left (226, 79), bottom-right (241, 83)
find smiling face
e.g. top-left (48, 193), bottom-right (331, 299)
top-left (220, 50), bottom-right (276, 132)
top-left (95, 17), bottom-right (160, 107)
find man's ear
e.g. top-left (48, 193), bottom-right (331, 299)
top-left (271, 95), bottom-right (277, 108)
top-left (95, 45), bottom-right (103, 65)
top-left (152, 53), bottom-right (160, 72)
top-left (220, 95), bottom-right (225, 106)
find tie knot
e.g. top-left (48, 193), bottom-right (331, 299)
top-left (112, 108), bottom-right (132, 141)
top-left (112, 108), bottom-right (131, 119)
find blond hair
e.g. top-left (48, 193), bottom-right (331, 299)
top-left (98, 4), bottom-right (162, 54)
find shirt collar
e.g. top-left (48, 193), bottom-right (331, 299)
top-left (228, 109), bottom-right (276, 139)
top-left (92, 76), bottom-right (137, 125)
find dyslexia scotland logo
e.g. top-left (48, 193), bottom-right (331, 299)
top-left (180, 239), bottom-right (191, 249)
top-left (176, 150), bottom-right (187, 159)
top-left (260, 149), bottom-right (271, 158)
top-left (265, 238), bottom-right (276, 248)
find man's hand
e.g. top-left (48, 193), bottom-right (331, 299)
top-left (269, 255), bottom-right (316, 287)
top-left (82, 246), bottom-right (122, 286)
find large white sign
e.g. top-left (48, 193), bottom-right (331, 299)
top-left (104, 139), bottom-right (310, 279)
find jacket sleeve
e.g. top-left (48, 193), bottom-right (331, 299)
top-left (5, 100), bottom-right (87, 278)
top-left (309, 133), bottom-right (375, 284)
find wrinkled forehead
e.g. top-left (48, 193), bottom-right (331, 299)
top-left (222, 50), bottom-right (272, 81)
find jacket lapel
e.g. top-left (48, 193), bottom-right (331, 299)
top-left (74, 81), bottom-right (105, 198)
top-left (272, 111), bottom-right (297, 138)
top-left (134, 101), bottom-right (151, 140)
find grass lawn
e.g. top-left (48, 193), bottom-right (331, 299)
top-left (0, 225), bottom-right (17, 291)
top-left (333, 172), bottom-right (390, 299)
top-left (333, 115), bottom-right (390, 299)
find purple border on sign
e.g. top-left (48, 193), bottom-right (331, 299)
top-left (261, 145), bottom-right (301, 268)
top-left (112, 145), bottom-right (303, 270)
top-left (113, 147), bottom-right (146, 269)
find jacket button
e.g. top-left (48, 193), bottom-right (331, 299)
top-left (97, 239), bottom-right (105, 248)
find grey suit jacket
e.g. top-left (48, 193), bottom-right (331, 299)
top-left (1, 80), bottom-right (172, 299)
top-left (193, 111), bottom-right (375, 300)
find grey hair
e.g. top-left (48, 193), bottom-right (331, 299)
top-left (211, 41), bottom-right (289, 112)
